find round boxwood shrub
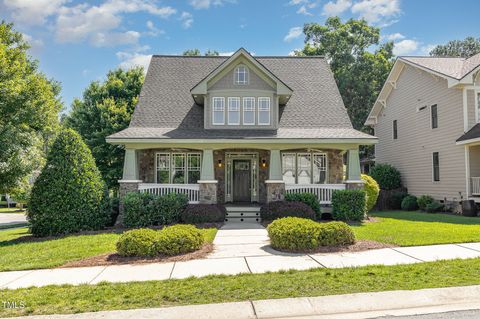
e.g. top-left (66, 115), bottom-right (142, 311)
top-left (417, 195), bottom-right (435, 211)
top-left (388, 191), bottom-right (408, 210)
top-left (370, 164), bottom-right (402, 190)
top-left (28, 129), bottom-right (109, 237)
top-left (260, 201), bottom-right (316, 221)
top-left (154, 224), bottom-right (204, 256)
top-left (180, 204), bottom-right (226, 223)
top-left (361, 174), bottom-right (380, 213)
top-left (116, 228), bottom-right (159, 257)
top-left (401, 195), bottom-right (418, 211)
top-left (267, 217), bottom-right (322, 251)
top-left (331, 189), bottom-right (366, 221)
top-left (284, 192), bottom-right (320, 216)
top-left (318, 221), bottom-right (355, 246)
top-left (425, 201), bottom-right (444, 213)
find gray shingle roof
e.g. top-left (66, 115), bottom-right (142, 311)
top-left (457, 123), bottom-right (480, 143)
top-left (109, 55), bottom-right (375, 140)
top-left (401, 53), bottom-right (480, 80)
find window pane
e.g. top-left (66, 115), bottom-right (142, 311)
top-left (393, 120), bottom-right (398, 139)
top-left (258, 97), bottom-right (270, 125)
top-left (172, 154), bottom-right (185, 184)
top-left (187, 154), bottom-right (201, 184)
top-left (228, 97), bottom-right (240, 125)
top-left (282, 153), bottom-right (296, 184)
top-left (433, 152), bottom-right (440, 181)
top-left (157, 171), bottom-right (169, 184)
top-left (313, 153), bottom-right (327, 184)
top-left (431, 105), bottom-right (438, 129)
top-left (297, 154), bottom-right (312, 184)
top-left (235, 66), bottom-right (248, 84)
top-left (243, 97), bottom-right (255, 125)
top-left (156, 153), bottom-right (170, 184)
top-left (212, 97), bottom-right (224, 125)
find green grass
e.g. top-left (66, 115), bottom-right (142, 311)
top-left (353, 211), bottom-right (480, 246)
top-left (0, 227), bottom-right (218, 272)
top-left (2, 258), bottom-right (480, 317)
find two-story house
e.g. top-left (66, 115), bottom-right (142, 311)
top-left (107, 48), bottom-right (376, 222)
top-left (366, 53), bottom-right (480, 203)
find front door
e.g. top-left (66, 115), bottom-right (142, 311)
top-left (233, 160), bottom-right (251, 202)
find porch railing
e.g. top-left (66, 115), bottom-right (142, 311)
top-left (138, 183), bottom-right (200, 203)
top-left (472, 177), bottom-right (480, 196)
top-left (285, 184), bottom-right (346, 204)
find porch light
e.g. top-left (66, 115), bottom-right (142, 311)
top-left (218, 159), bottom-right (223, 168)
top-left (261, 159), bottom-right (267, 168)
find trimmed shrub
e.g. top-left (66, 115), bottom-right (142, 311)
top-left (116, 228), bottom-right (159, 257)
top-left (107, 197), bottom-right (120, 227)
top-left (401, 195), bottom-right (418, 211)
top-left (267, 217), bottom-right (322, 251)
top-left (28, 129), bottom-right (109, 237)
top-left (331, 189), bottom-right (366, 221)
top-left (260, 201), bottom-right (316, 221)
top-left (417, 195), bottom-right (435, 211)
top-left (285, 192), bottom-right (320, 216)
top-left (122, 192), bottom-right (188, 227)
top-left (180, 204), bottom-right (226, 224)
top-left (267, 217), bottom-right (356, 251)
top-left (318, 221), bottom-right (355, 246)
top-left (361, 174), bottom-right (380, 213)
top-left (426, 201), bottom-right (444, 213)
top-left (154, 225), bottom-right (204, 256)
top-left (388, 191), bottom-right (408, 210)
top-left (370, 164), bottom-right (402, 190)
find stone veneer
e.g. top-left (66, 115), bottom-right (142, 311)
top-left (266, 181), bottom-right (285, 202)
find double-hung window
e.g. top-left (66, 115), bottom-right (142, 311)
top-left (155, 153), bottom-right (201, 184)
top-left (212, 97), bottom-right (225, 125)
top-left (156, 153), bottom-right (170, 184)
top-left (431, 104), bottom-right (438, 129)
top-left (433, 152), bottom-right (440, 182)
top-left (234, 66), bottom-right (248, 85)
top-left (243, 97), bottom-right (255, 125)
top-left (228, 97), bottom-right (240, 125)
top-left (393, 120), bottom-right (398, 139)
top-left (281, 152), bottom-right (328, 184)
top-left (258, 97), bottom-right (271, 125)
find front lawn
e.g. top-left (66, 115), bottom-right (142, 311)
top-left (353, 211), bottom-right (480, 246)
top-left (2, 257), bottom-right (480, 317)
top-left (0, 227), bottom-right (218, 272)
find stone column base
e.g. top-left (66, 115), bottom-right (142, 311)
top-left (345, 180), bottom-right (365, 190)
top-left (117, 180), bottom-right (142, 226)
top-left (198, 180), bottom-right (218, 204)
top-left (265, 180), bottom-right (285, 203)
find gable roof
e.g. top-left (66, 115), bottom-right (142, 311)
top-left (456, 123), bottom-right (480, 145)
top-left (108, 53), bottom-right (375, 142)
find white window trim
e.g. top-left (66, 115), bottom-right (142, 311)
top-left (258, 97), bottom-right (271, 126)
top-left (281, 151), bottom-right (328, 184)
top-left (242, 97), bottom-right (255, 125)
top-left (227, 97), bottom-right (241, 125)
top-left (430, 104), bottom-right (438, 129)
top-left (155, 152), bottom-right (202, 184)
top-left (234, 65), bottom-right (249, 85)
top-left (212, 97), bottom-right (225, 125)
top-left (432, 152), bottom-right (440, 183)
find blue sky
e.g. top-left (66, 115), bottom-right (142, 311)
top-left (1, 0), bottom-right (479, 109)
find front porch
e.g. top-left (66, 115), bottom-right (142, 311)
top-left (119, 145), bottom-right (364, 206)
top-left (466, 144), bottom-right (480, 203)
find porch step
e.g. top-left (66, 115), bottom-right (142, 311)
top-left (225, 206), bottom-right (261, 212)
top-left (224, 205), bottom-right (261, 223)
top-left (225, 216), bottom-right (261, 223)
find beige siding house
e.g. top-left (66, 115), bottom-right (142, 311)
top-left (366, 54), bottom-right (480, 203)
top-left (107, 48), bottom-right (376, 222)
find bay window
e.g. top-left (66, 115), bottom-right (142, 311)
top-left (243, 97), bottom-right (255, 125)
top-left (212, 97), bottom-right (225, 125)
top-left (228, 97), bottom-right (240, 125)
top-left (155, 152), bottom-right (201, 184)
top-left (258, 97), bottom-right (270, 125)
top-left (281, 152), bottom-right (328, 184)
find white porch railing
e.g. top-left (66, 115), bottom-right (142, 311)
top-left (472, 177), bottom-right (480, 196)
top-left (285, 184), bottom-right (346, 204)
top-left (138, 183), bottom-right (200, 203)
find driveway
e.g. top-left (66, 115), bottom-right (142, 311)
top-left (0, 212), bottom-right (27, 228)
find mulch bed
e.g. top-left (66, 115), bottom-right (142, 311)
top-left (269, 240), bottom-right (396, 255)
top-left (61, 243), bottom-right (214, 268)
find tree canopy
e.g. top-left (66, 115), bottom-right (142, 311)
top-left (430, 37), bottom-right (480, 58)
top-left (183, 49), bottom-right (219, 56)
top-left (64, 67), bottom-right (144, 191)
top-left (0, 21), bottom-right (63, 194)
top-left (297, 17), bottom-right (394, 132)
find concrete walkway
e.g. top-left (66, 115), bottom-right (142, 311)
top-left (0, 213), bottom-right (27, 228)
top-left (5, 285), bottom-right (480, 319)
top-left (2, 223), bottom-right (480, 289)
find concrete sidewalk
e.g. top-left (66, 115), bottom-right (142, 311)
top-left (0, 213), bottom-right (27, 228)
top-left (5, 285), bottom-right (480, 319)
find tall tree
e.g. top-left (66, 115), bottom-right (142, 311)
top-left (64, 68), bottom-right (144, 192)
top-left (183, 49), bottom-right (219, 56)
top-left (429, 37), bottom-right (480, 58)
top-left (0, 21), bottom-right (62, 194)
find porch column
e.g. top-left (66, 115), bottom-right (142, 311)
top-left (345, 147), bottom-right (364, 190)
top-left (118, 148), bottom-right (142, 226)
top-left (198, 149), bottom-right (217, 204)
top-left (265, 149), bottom-right (285, 202)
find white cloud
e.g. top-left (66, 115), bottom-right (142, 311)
top-left (322, 0), bottom-right (352, 16)
top-left (116, 51), bottom-right (152, 71)
top-left (284, 26), bottom-right (303, 42)
top-left (91, 31), bottom-right (140, 47)
top-left (297, 5), bottom-right (312, 15)
top-left (3, 0), bottom-right (67, 25)
top-left (22, 33), bottom-right (44, 50)
top-left (420, 44), bottom-right (437, 55)
top-left (393, 39), bottom-right (419, 56)
top-left (179, 12), bottom-right (194, 29)
top-left (146, 20), bottom-right (164, 36)
top-left (219, 51), bottom-right (234, 56)
top-left (188, 0), bottom-right (235, 10)
top-left (383, 32), bottom-right (405, 41)
top-left (351, 0), bottom-right (401, 25)
top-left (288, 0), bottom-right (308, 4)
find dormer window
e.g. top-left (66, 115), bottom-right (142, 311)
top-left (258, 97), bottom-right (271, 125)
top-left (234, 65), bottom-right (248, 85)
top-left (212, 97), bottom-right (225, 125)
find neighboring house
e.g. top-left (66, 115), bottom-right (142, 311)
top-left (107, 48), bottom-right (376, 215)
top-left (366, 54), bottom-right (480, 203)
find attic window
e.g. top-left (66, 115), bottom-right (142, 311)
top-left (234, 65), bottom-right (248, 85)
